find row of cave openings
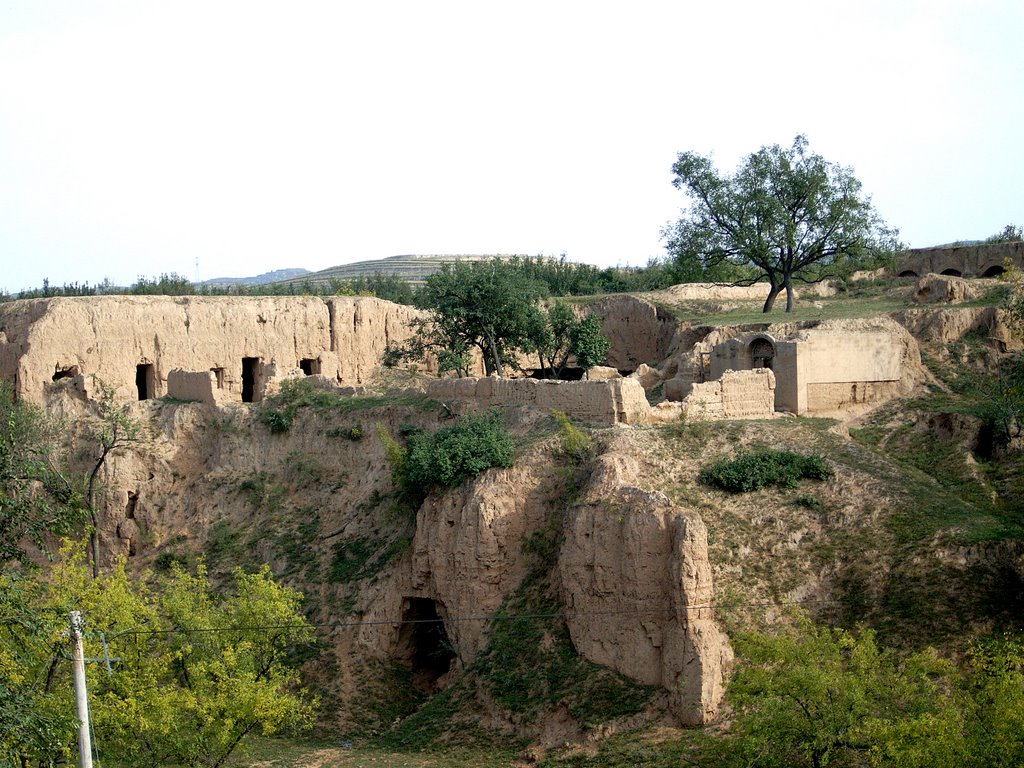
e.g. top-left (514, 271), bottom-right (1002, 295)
top-left (897, 265), bottom-right (1006, 278)
top-left (52, 356), bottom-right (325, 402)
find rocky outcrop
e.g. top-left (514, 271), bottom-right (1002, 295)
top-left (559, 436), bottom-right (732, 725)
top-left (914, 273), bottom-right (981, 304)
top-left (896, 306), bottom-right (1020, 350)
top-left (589, 296), bottom-right (678, 371)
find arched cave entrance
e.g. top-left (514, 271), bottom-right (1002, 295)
top-left (897, 270), bottom-right (919, 278)
top-left (749, 338), bottom-right (776, 370)
top-left (393, 597), bottom-right (456, 691)
top-left (981, 265), bottom-right (1005, 278)
top-left (940, 268), bottom-right (963, 277)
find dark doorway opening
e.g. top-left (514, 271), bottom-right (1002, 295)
top-left (981, 265), bottom-right (1005, 278)
top-left (897, 270), bottom-right (918, 278)
top-left (242, 357), bottom-right (260, 403)
top-left (299, 358), bottom-right (320, 376)
top-left (394, 597), bottom-right (456, 691)
top-left (940, 268), bottom-right (963, 277)
top-left (136, 364), bottom-right (155, 400)
top-left (52, 365), bottom-right (80, 382)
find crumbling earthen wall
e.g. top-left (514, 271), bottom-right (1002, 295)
top-left (166, 368), bottom-right (229, 406)
top-left (425, 376), bottom-right (652, 425)
top-left (680, 369), bottom-right (775, 421)
top-left (0, 295), bottom-right (427, 404)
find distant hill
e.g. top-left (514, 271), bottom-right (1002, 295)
top-left (201, 268), bottom-right (310, 287)
top-left (270, 254), bottom-right (537, 289)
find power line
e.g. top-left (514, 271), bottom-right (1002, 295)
top-left (97, 595), bottom-right (871, 641)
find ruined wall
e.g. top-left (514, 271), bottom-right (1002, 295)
top-left (166, 368), bottom-right (229, 406)
top-left (425, 376), bottom-right (652, 425)
top-left (895, 241), bottom-right (1024, 278)
top-left (680, 369), bottom-right (775, 421)
top-left (0, 295), bottom-right (427, 404)
top-left (705, 320), bottom-right (919, 415)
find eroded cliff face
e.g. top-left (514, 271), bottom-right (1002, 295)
top-left (0, 295), bottom-right (428, 405)
top-left (559, 435), bottom-right (732, 725)
top-left (49, 387), bottom-right (732, 734)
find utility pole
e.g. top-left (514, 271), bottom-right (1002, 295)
top-left (69, 611), bottom-right (94, 768)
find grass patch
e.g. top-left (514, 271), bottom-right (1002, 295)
top-left (328, 535), bottom-right (410, 584)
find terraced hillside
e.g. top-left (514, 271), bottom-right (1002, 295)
top-left (272, 253), bottom-right (537, 288)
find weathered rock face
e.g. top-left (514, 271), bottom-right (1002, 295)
top-left (896, 306), bottom-right (1021, 350)
top-left (914, 273), bottom-right (981, 304)
top-left (357, 450), bottom-right (556, 671)
top-left (589, 296), bottom-right (678, 371)
top-left (559, 437), bottom-right (733, 725)
top-left (0, 295), bottom-right (428, 404)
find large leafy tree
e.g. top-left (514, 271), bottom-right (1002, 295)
top-left (664, 135), bottom-right (898, 312)
top-left (1, 549), bottom-right (316, 768)
top-left (416, 259), bottom-right (548, 376)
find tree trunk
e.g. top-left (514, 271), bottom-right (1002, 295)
top-left (785, 277), bottom-right (795, 312)
top-left (483, 328), bottom-right (504, 377)
top-left (762, 282), bottom-right (782, 313)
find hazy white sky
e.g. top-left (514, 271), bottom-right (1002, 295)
top-left (1, 0), bottom-right (1021, 292)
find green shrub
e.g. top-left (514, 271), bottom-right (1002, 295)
top-left (551, 409), bottom-right (592, 463)
top-left (377, 411), bottom-right (515, 502)
top-left (403, 410), bottom-right (515, 494)
top-left (699, 449), bottom-right (832, 493)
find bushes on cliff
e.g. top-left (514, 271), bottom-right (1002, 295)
top-left (377, 410), bottom-right (515, 501)
top-left (699, 449), bottom-right (832, 493)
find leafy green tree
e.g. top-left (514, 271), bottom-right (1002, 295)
top-left (664, 135), bottom-right (898, 313)
top-left (416, 260), bottom-right (548, 376)
top-left (569, 314), bottom-right (610, 374)
top-left (1, 547), bottom-right (316, 768)
top-left (726, 616), bottom-right (959, 768)
top-left (985, 223), bottom-right (1023, 243)
top-left (0, 381), bottom-right (82, 567)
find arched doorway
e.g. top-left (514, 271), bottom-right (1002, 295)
top-left (749, 337), bottom-right (776, 370)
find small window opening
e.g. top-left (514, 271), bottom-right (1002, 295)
top-left (749, 339), bottom-right (775, 370)
top-left (299, 358), bottom-right (320, 376)
top-left (125, 491), bottom-right (138, 520)
top-left (940, 268), bottom-right (963, 277)
top-left (242, 357), bottom-right (261, 403)
top-left (52, 365), bottom-right (80, 382)
top-left (136, 363), bottom-right (155, 400)
top-left (210, 367), bottom-right (225, 389)
top-left (394, 597), bottom-right (456, 691)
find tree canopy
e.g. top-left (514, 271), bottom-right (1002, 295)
top-left (416, 260), bottom-right (548, 376)
top-left (1, 549), bottom-right (316, 768)
top-left (664, 135), bottom-right (898, 312)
